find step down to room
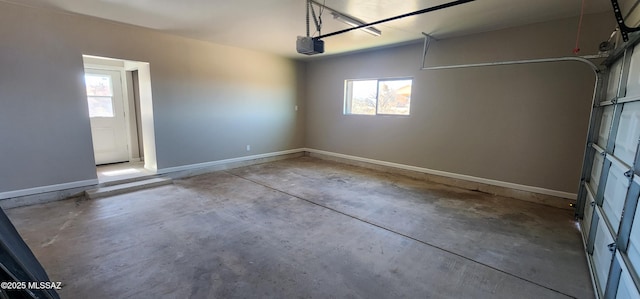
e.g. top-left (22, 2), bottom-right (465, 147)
top-left (85, 177), bottom-right (173, 199)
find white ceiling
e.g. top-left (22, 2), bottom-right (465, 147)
top-left (8, 0), bottom-right (614, 58)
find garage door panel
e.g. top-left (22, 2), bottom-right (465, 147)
top-left (628, 198), bottom-right (640, 279)
top-left (608, 59), bottom-right (623, 102)
top-left (616, 268), bottom-right (640, 299)
top-left (579, 46), bottom-right (640, 299)
top-left (583, 191), bottom-right (595, 240)
top-left (590, 153), bottom-right (605, 191)
top-left (593, 216), bottom-right (615, 295)
top-left (626, 43), bottom-right (640, 98)
top-left (614, 101), bottom-right (640, 165)
top-left (599, 106), bottom-right (615, 148)
top-left (614, 254), bottom-right (640, 299)
top-left (603, 161), bottom-right (630, 234)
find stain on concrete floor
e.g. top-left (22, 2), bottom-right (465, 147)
top-left (5, 157), bottom-right (592, 298)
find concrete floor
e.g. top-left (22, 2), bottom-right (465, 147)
top-left (5, 157), bottom-right (593, 298)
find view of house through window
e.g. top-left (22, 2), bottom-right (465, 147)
top-left (344, 78), bottom-right (412, 115)
top-left (85, 74), bottom-right (115, 118)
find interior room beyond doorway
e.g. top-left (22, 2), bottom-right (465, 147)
top-left (82, 55), bottom-right (158, 181)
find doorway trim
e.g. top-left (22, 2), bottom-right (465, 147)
top-left (82, 55), bottom-right (158, 173)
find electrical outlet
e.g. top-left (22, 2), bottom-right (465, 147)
top-left (246, 145), bottom-right (251, 151)
top-left (295, 105), bottom-right (298, 111)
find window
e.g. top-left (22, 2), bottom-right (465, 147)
top-left (85, 74), bottom-right (115, 117)
top-left (344, 78), bottom-right (412, 116)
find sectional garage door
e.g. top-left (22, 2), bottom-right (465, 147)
top-left (577, 41), bottom-right (640, 298)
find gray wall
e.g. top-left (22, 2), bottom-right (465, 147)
top-left (0, 2), bottom-right (304, 193)
top-left (305, 13), bottom-right (614, 194)
top-left (0, 1), bottom-right (616, 196)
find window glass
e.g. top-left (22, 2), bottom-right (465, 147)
top-left (85, 74), bottom-right (113, 96)
top-left (85, 74), bottom-right (114, 117)
top-left (345, 78), bottom-right (412, 116)
top-left (87, 96), bottom-right (114, 117)
top-left (348, 80), bottom-right (377, 115)
top-left (377, 79), bottom-right (412, 115)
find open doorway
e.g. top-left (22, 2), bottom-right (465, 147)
top-left (85, 68), bottom-right (131, 165)
top-left (82, 55), bottom-right (158, 183)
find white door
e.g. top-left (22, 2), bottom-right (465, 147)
top-left (85, 69), bottom-right (129, 165)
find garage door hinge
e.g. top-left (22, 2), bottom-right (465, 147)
top-left (607, 242), bottom-right (617, 252)
top-left (624, 169), bottom-right (634, 179)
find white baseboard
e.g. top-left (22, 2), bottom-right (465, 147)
top-left (0, 150), bottom-right (304, 204)
top-left (303, 148), bottom-right (576, 200)
top-left (0, 179), bottom-right (99, 200)
top-left (157, 149), bottom-right (306, 174)
top-left (0, 147), bottom-right (575, 207)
